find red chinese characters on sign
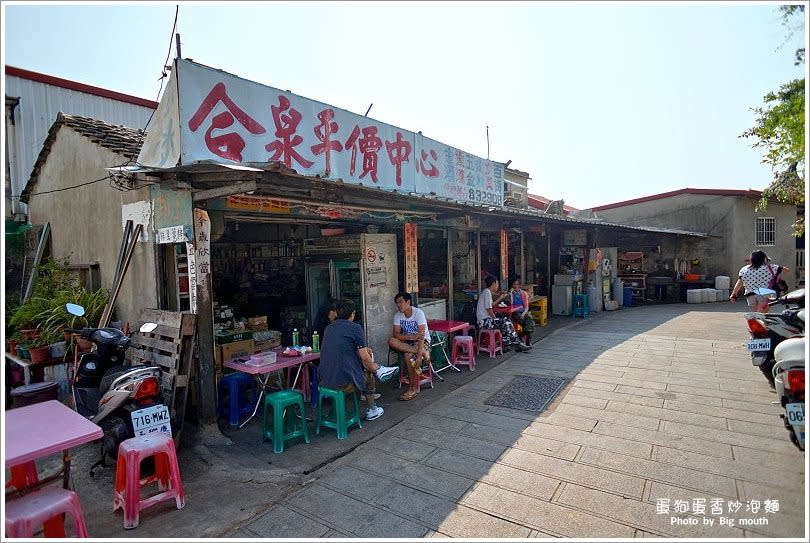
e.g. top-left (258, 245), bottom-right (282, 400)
top-left (416, 149), bottom-right (439, 178)
top-left (345, 125), bottom-right (382, 182)
top-left (188, 83), bottom-right (267, 162)
top-left (385, 132), bottom-right (411, 186)
top-left (310, 109), bottom-right (343, 176)
top-left (265, 96), bottom-right (314, 169)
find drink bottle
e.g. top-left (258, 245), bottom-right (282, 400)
top-left (292, 328), bottom-right (300, 347)
top-left (312, 331), bottom-right (320, 352)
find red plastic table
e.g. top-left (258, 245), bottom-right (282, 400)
top-left (427, 320), bottom-right (475, 374)
top-left (5, 400), bottom-right (103, 494)
top-left (223, 348), bottom-right (319, 428)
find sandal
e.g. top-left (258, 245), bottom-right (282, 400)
top-left (399, 389), bottom-right (419, 401)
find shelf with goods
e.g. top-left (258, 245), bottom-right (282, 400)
top-left (211, 241), bottom-right (305, 302)
top-left (617, 251), bottom-right (646, 302)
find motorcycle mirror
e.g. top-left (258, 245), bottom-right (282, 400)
top-left (139, 322), bottom-right (158, 333)
top-left (65, 303), bottom-right (86, 316)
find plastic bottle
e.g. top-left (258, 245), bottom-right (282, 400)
top-left (312, 331), bottom-right (319, 352)
top-left (292, 328), bottom-right (300, 347)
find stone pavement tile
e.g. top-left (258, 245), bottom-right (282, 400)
top-left (478, 461), bottom-right (562, 501)
top-left (727, 418), bottom-right (794, 440)
top-left (593, 420), bottom-right (734, 458)
top-left (721, 396), bottom-right (782, 413)
top-left (374, 481), bottom-right (532, 538)
top-left (604, 399), bottom-right (730, 430)
top-left (539, 411), bottom-right (598, 432)
top-left (730, 443), bottom-right (805, 468)
top-left (403, 411), bottom-right (470, 433)
top-left (660, 420), bottom-right (799, 454)
top-left (354, 447), bottom-right (475, 501)
top-left (648, 481), bottom-right (804, 539)
top-left (554, 403), bottom-right (662, 430)
top-left (460, 424), bottom-right (580, 461)
top-left (461, 481), bottom-right (636, 538)
top-left (570, 378), bottom-right (619, 392)
top-left (427, 403), bottom-right (537, 432)
top-left (568, 386), bottom-right (665, 408)
top-left (615, 383), bottom-right (722, 406)
top-left (663, 398), bottom-right (779, 426)
top-left (525, 419), bottom-right (653, 458)
top-left (719, 380), bottom-right (772, 394)
top-left (241, 504), bottom-right (333, 538)
top-left (561, 393), bottom-right (608, 410)
top-left (652, 445), bottom-right (799, 489)
top-left (366, 433), bottom-right (438, 462)
top-left (393, 424), bottom-right (510, 462)
top-left (499, 447), bottom-right (645, 498)
top-left (579, 447), bottom-right (737, 498)
top-left (317, 465), bottom-right (401, 501)
top-left (285, 483), bottom-right (428, 538)
top-left (557, 483), bottom-right (745, 538)
top-left (578, 374), bottom-right (670, 391)
top-left (737, 479), bottom-right (807, 522)
top-left (667, 383), bottom-right (773, 404)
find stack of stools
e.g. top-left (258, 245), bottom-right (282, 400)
top-left (218, 372), bottom-right (258, 427)
top-left (315, 387), bottom-right (362, 440)
top-left (114, 433), bottom-right (185, 529)
top-left (573, 294), bottom-right (590, 318)
top-left (262, 390), bottom-right (310, 453)
top-left (5, 487), bottom-right (89, 537)
top-left (477, 328), bottom-right (504, 358)
top-left (451, 335), bottom-right (476, 371)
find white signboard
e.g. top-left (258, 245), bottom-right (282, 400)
top-left (140, 59), bottom-right (504, 207)
top-left (156, 225), bottom-right (188, 244)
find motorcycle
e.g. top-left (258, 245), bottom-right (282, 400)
top-left (772, 336), bottom-right (805, 450)
top-left (743, 288), bottom-right (805, 386)
top-left (65, 303), bottom-right (167, 470)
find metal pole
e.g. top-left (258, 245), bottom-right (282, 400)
top-left (175, 33), bottom-right (182, 59)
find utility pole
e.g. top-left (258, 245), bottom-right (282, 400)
top-left (175, 33), bottom-right (182, 59)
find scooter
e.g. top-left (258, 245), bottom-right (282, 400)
top-left (65, 304), bottom-right (167, 470)
top-left (743, 288), bottom-right (805, 386)
top-left (772, 336), bottom-right (805, 450)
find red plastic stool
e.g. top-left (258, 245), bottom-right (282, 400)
top-left (477, 329), bottom-right (503, 358)
top-left (5, 486), bottom-right (89, 538)
top-left (397, 350), bottom-right (434, 391)
top-left (6, 460), bottom-right (39, 490)
top-left (114, 433), bottom-right (185, 529)
top-left (451, 335), bottom-right (476, 370)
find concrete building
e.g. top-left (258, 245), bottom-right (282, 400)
top-left (590, 188), bottom-right (799, 288)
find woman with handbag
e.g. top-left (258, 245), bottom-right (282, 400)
top-left (729, 250), bottom-right (786, 313)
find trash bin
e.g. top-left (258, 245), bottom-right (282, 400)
top-left (623, 287), bottom-right (634, 307)
top-left (11, 381), bottom-right (59, 408)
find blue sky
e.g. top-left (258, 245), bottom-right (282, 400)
top-left (2, 1), bottom-right (805, 209)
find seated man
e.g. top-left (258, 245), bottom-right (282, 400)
top-left (477, 276), bottom-right (532, 352)
top-left (387, 292), bottom-right (431, 402)
top-left (319, 299), bottom-right (398, 420)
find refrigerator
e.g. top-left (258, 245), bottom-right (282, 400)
top-left (304, 233), bottom-right (399, 357)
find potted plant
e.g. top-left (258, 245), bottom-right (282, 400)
top-left (27, 328), bottom-right (61, 364)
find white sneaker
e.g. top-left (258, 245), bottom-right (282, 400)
top-left (360, 393), bottom-right (381, 401)
top-left (375, 365), bottom-right (399, 382)
top-left (365, 405), bottom-right (384, 420)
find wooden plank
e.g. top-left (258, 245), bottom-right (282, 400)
top-left (133, 323), bottom-right (182, 339)
top-left (127, 346), bottom-right (178, 370)
top-left (131, 334), bottom-right (181, 353)
top-left (138, 309), bottom-right (185, 330)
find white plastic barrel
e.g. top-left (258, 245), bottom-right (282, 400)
top-left (718, 289), bottom-right (730, 300)
top-left (612, 278), bottom-right (625, 306)
top-left (714, 276), bottom-right (731, 290)
top-left (706, 288), bottom-right (718, 302)
top-left (686, 289), bottom-right (702, 303)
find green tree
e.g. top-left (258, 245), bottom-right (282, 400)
top-left (740, 5), bottom-right (805, 235)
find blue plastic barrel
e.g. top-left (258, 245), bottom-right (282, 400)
top-left (623, 287), bottom-right (633, 307)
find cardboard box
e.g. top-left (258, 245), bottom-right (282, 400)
top-left (247, 316), bottom-right (268, 331)
top-left (215, 330), bottom-right (254, 345)
top-left (254, 339), bottom-right (281, 352)
top-left (219, 339), bottom-right (255, 362)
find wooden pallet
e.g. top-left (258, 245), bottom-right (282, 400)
top-left (127, 309), bottom-right (196, 441)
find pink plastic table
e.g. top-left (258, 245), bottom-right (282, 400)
top-left (427, 320), bottom-right (474, 375)
top-left (223, 348), bottom-right (319, 428)
top-left (5, 400), bottom-right (103, 494)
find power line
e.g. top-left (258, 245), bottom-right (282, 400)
top-left (143, 4), bottom-right (179, 132)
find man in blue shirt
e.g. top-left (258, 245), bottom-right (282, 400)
top-left (320, 299), bottom-right (398, 420)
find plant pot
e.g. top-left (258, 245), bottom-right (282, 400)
top-left (8, 339), bottom-right (18, 355)
top-left (29, 346), bottom-right (51, 364)
top-left (49, 341), bottom-right (67, 358)
top-left (20, 329), bottom-right (40, 340)
top-left (16, 345), bottom-right (31, 360)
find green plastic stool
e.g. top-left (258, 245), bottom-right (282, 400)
top-left (314, 387), bottom-right (363, 440)
top-left (262, 390), bottom-right (310, 453)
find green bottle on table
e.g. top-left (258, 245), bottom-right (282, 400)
top-left (312, 331), bottom-right (319, 352)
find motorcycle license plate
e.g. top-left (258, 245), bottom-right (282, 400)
top-left (131, 405), bottom-right (172, 437)
top-left (746, 338), bottom-right (770, 352)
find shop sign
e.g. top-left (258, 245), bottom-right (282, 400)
top-left (156, 225), bottom-right (188, 244)
top-left (138, 59), bottom-right (504, 208)
top-left (403, 223), bottom-right (418, 294)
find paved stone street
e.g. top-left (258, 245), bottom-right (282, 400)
top-left (62, 303), bottom-right (805, 538)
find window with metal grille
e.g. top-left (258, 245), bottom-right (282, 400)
top-left (756, 217), bottom-right (775, 246)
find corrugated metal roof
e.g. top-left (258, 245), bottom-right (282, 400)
top-left (591, 187), bottom-right (764, 211)
top-left (22, 113), bottom-right (146, 202)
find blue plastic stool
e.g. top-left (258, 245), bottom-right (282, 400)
top-left (218, 372), bottom-right (257, 427)
top-left (315, 387), bottom-right (363, 440)
top-left (262, 390), bottom-right (310, 453)
top-left (573, 294), bottom-right (590, 318)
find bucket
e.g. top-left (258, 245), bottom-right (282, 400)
top-left (11, 381), bottom-right (59, 408)
top-left (623, 287), bottom-right (633, 307)
top-left (714, 276), bottom-right (731, 290)
top-left (686, 289), bottom-right (702, 303)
